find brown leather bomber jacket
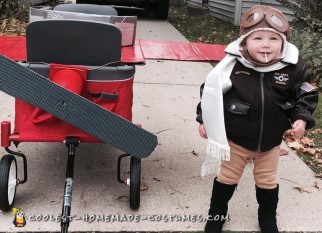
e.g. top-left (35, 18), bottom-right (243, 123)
top-left (196, 59), bottom-right (319, 152)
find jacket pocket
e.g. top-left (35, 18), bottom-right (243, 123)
top-left (224, 98), bottom-right (251, 137)
top-left (275, 101), bottom-right (294, 134)
top-left (277, 101), bottom-right (295, 111)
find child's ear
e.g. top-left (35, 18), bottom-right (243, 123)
top-left (241, 41), bottom-right (248, 51)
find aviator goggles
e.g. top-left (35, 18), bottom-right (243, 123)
top-left (240, 6), bottom-right (290, 39)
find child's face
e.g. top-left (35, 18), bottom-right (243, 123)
top-left (244, 30), bottom-right (283, 64)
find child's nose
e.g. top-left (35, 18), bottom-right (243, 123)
top-left (262, 39), bottom-right (271, 47)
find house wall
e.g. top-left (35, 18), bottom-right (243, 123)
top-left (25, 0), bottom-right (49, 6)
top-left (187, 0), bottom-right (203, 7)
top-left (187, 0), bottom-right (295, 25)
top-left (208, 0), bottom-right (238, 24)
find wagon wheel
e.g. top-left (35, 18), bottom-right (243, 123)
top-left (130, 156), bottom-right (141, 210)
top-left (0, 154), bottom-right (17, 211)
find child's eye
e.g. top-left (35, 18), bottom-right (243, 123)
top-left (254, 37), bottom-right (262, 40)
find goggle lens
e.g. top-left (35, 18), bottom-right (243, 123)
top-left (247, 12), bottom-right (260, 22)
top-left (270, 15), bottom-right (284, 27)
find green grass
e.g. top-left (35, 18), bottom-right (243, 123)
top-left (168, 6), bottom-right (239, 45)
top-left (304, 95), bottom-right (322, 176)
top-left (312, 95), bottom-right (322, 127)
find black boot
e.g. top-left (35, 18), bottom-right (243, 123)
top-left (256, 185), bottom-right (279, 233)
top-left (205, 178), bottom-right (237, 233)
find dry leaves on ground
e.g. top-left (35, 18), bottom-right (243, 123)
top-left (284, 129), bottom-right (322, 159)
top-left (292, 179), bottom-right (322, 193)
top-left (314, 179), bottom-right (322, 190)
top-left (284, 128), bottom-right (322, 189)
top-left (293, 185), bottom-right (313, 193)
top-left (0, 18), bottom-right (26, 36)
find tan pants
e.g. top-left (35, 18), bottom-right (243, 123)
top-left (218, 141), bottom-right (280, 189)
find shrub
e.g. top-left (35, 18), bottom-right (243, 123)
top-left (0, 0), bottom-right (29, 22)
top-left (0, 0), bottom-right (59, 21)
top-left (291, 18), bottom-right (322, 87)
top-left (0, 0), bottom-right (59, 35)
top-left (276, 0), bottom-right (322, 88)
top-left (276, 0), bottom-right (322, 21)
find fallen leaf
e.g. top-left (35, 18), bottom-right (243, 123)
top-left (311, 128), bottom-right (322, 134)
top-left (284, 130), bottom-right (294, 141)
top-left (295, 148), bottom-right (302, 155)
top-left (287, 141), bottom-right (303, 150)
top-left (302, 147), bottom-right (316, 156)
top-left (316, 148), bottom-right (322, 153)
top-left (316, 173), bottom-right (322, 178)
top-left (280, 149), bottom-right (289, 156)
top-left (1, 20), bottom-right (7, 32)
top-left (10, 18), bottom-right (17, 27)
top-left (140, 178), bottom-right (148, 191)
top-left (301, 137), bottom-right (315, 147)
top-left (314, 179), bottom-right (322, 190)
top-left (293, 186), bottom-right (313, 193)
top-left (192, 150), bottom-right (199, 157)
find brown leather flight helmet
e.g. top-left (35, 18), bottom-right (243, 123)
top-left (240, 5), bottom-right (291, 41)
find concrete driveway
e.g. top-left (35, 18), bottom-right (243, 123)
top-left (0, 18), bottom-right (322, 232)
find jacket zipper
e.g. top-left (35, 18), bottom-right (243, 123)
top-left (257, 73), bottom-right (265, 151)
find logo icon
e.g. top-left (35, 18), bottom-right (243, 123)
top-left (274, 75), bottom-right (289, 82)
top-left (12, 208), bottom-right (26, 227)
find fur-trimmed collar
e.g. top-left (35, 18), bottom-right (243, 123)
top-left (225, 39), bottom-right (299, 72)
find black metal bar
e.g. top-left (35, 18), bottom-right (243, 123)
top-left (117, 153), bottom-right (131, 183)
top-left (61, 137), bottom-right (79, 233)
top-left (5, 147), bottom-right (27, 184)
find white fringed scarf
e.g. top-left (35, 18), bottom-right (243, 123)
top-left (200, 37), bottom-right (299, 177)
top-left (200, 55), bottom-right (235, 177)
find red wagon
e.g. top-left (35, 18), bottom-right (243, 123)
top-left (0, 5), bottom-right (155, 232)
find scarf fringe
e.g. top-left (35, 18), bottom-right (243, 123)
top-left (200, 159), bottom-right (220, 178)
top-left (206, 139), bottom-right (230, 161)
top-left (200, 140), bottom-right (231, 178)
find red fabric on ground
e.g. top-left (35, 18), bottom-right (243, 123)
top-left (0, 36), bottom-right (226, 63)
top-left (121, 41), bottom-right (145, 64)
top-left (138, 39), bottom-right (226, 62)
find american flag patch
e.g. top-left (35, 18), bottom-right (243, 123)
top-left (300, 82), bottom-right (316, 92)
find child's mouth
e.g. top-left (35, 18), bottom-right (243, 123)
top-left (261, 52), bottom-right (270, 62)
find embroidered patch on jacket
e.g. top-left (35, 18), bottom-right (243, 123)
top-left (300, 82), bottom-right (316, 92)
top-left (273, 73), bottom-right (289, 85)
top-left (235, 70), bottom-right (251, 76)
